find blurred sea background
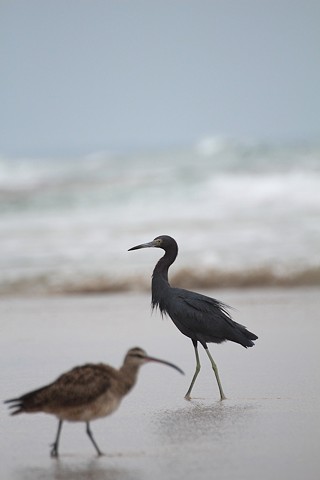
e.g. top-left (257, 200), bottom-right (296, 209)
top-left (1, 139), bottom-right (319, 295)
top-left (1, 1), bottom-right (320, 295)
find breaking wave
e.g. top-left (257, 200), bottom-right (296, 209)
top-left (1, 266), bottom-right (320, 296)
top-left (1, 141), bottom-right (319, 295)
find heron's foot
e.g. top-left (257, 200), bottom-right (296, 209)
top-left (50, 443), bottom-right (59, 458)
top-left (184, 394), bottom-right (192, 401)
top-left (220, 393), bottom-right (227, 401)
top-left (96, 451), bottom-right (105, 457)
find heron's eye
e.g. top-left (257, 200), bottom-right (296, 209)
top-left (154, 238), bottom-right (162, 246)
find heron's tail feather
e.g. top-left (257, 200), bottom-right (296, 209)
top-left (228, 322), bottom-right (258, 348)
top-left (239, 328), bottom-right (258, 348)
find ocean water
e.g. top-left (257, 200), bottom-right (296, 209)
top-left (1, 139), bottom-right (320, 294)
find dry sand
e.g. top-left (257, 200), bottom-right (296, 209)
top-left (1, 287), bottom-right (319, 480)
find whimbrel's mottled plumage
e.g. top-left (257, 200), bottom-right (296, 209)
top-left (5, 347), bottom-right (183, 457)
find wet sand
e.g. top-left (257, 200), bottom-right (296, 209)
top-left (1, 288), bottom-right (319, 480)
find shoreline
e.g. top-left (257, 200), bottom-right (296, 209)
top-left (1, 275), bottom-right (320, 297)
top-left (1, 266), bottom-right (320, 297)
top-left (1, 287), bottom-right (319, 480)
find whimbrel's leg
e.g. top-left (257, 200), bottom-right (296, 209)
top-left (205, 347), bottom-right (226, 400)
top-left (86, 422), bottom-right (103, 456)
top-left (50, 420), bottom-right (63, 457)
top-left (185, 340), bottom-right (201, 400)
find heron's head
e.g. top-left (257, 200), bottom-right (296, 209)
top-left (124, 347), bottom-right (184, 374)
top-left (128, 235), bottom-right (177, 251)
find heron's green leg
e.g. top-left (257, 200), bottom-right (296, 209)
top-left (205, 348), bottom-right (226, 400)
top-left (185, 343), bottom-right (201, 400)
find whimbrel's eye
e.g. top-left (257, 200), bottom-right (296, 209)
top-left (128, 348), bottom-right (146, 359)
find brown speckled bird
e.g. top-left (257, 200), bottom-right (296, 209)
top-left (5, 347), bottom-right (183, 457)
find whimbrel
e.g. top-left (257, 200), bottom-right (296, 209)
top-left (5, 347), bottom-right (183, 456)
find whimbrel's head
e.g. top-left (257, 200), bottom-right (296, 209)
top-left (123, 347), bottom-right (184, 374)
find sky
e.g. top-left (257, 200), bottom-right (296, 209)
top-left (1, 0), bottom-right (320, 157)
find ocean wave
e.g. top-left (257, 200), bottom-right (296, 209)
top-left (1, 266), bottom-right (320, 296)
top-left (1, 144), bottom-right (319, 295)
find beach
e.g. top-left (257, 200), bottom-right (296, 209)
top-left (2, 4), bottom-right (320, 479)
top-left (1, 287), bottom-right (319, 480)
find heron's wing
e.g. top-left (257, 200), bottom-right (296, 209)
top-left (167, 288), bottom-right (237, 335)
top-left (175, 288), bottom-right (233, 320)
top-left (164, 288), bottom-right (256, 347)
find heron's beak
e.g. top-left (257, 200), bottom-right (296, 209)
top-left (143, 355), bottom-right (184, 375)
top-left (128, 240), bottom-right (155, 251)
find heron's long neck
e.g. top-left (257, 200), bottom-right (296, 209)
top-left (151, 247), bottom-right (177, 310)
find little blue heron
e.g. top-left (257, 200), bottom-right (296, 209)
top-left (129, 235), bottom-right (258, 400)
top-left (5, 347), bottom-right (183, 457)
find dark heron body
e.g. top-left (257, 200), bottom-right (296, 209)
top-left (5, 347), bottom-right (183, 457)
top-left (129, 235), bottom-right (258, 400)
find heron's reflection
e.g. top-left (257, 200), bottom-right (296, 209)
top-left (152, 399), bottom-right (258, 445)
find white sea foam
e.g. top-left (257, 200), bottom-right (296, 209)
top-left (0, 143), bottom-right (319, 294)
